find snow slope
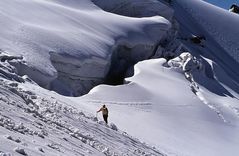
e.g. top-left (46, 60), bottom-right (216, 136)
top-left (0, 0), bottom-right (171, 96)
top-left (77, 56), bottom-right (239, 156)
top-left (72, 0), bottom-right (239, 156)
top-left (0, 0), bottom-right (239, 156)
top-left (92, 0), bottom-right (174, 19)
top-left (172, 0), bottom-right (239, 81)
top-left (0, 75), bottom-right (164, 156)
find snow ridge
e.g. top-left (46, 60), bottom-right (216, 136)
top-left (0, 0), bottom-right (171, 96)
top-left (1, 0), bottom-right (239, 156)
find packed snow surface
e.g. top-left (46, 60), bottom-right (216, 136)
top-left (79, 56), bottom-right (239, 156)
top-left (92, 0), bottom-right (174, 19)
top-left (0, 0), bottom-right (171, 96)
top-left (0, 76), bottom-right (164, 155)
top-left (0, 0), bottom-right (239, 156)
top-left (173, 0), bottom-right (239, 80)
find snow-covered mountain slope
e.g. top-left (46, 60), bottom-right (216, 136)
top-left (74, 0), bottom-right (239, 156)
top-left (0, 75), bottom-right (164, 156)
top-left (77, 55), bottom-right (239, 156)
top-left (0, 0), bottom-right (239, 156)
top-left (0, 0), bottom-right (171, 96)
top-left (172, 0), bottom-right (239, 81)
top-left (92, 0), bottom-right (174, 19)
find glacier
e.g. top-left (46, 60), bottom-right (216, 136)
top-left (0, 0), bottom-right (172, 96)
top-left (0, 0), bottom-right (239, 156)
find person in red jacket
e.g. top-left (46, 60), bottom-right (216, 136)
top-left (97, 105), bottom-right (109, 124)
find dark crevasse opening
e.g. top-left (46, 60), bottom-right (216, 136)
top-left (104, 44), bottom-right (158, 85)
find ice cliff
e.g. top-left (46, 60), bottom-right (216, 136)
top-left (0, 0), bottom-right (172, 96)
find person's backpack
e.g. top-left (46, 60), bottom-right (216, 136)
top-left (105, 108), bottom-right (108, 114)
top-left (102, 107), bottom-right (108, 115)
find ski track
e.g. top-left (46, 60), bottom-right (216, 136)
top-left (0, 78), bottom-right (165, 156)
top-left (86, 100), bottom-right (153, 112)
top-left (171, 0), bottom-right (239, 125)
top-left (183, 67), bottom-right (231, 124)
top-left (0, 1), bottom-right (239, 156)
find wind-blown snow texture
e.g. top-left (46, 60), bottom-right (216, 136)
top-left (0, 0), bottom-right (171, 96)
top-left (0, 0), bottom-right (239, 156)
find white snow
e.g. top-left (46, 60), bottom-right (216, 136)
top-left (0, 0), bottom-right (239, 156)
top-left (92, 0), bottom-right (174, 20)
top-left (76, 54), bottom-right (239, 156)
top-left (172, 0), bottom-right (239, 80)
top-left (0, 0), bottom-right (171, 95)
top-left (0, 76), bottom-right (163, 155)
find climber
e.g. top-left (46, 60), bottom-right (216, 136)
top-left (97, 105), bottom-right (109, 124)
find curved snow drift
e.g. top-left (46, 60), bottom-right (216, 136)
top-left (79, 55), bottom-right (239, 156)
top-left (92, 0), bottom-right (174, 19)
top-left (0, 0), bottom-right (171, 96)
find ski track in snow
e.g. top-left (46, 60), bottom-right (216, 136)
top-left (0, 77), bottom-right (164, 156)
top-left (181, 58), bottom-right (227, 123)
top-left (171, 0), bottom-right (239, 125)
top-left (86, 100), bottom-right (153, 112)
top-left (183, 61), bottom-right (238, 124)
top-left (189, 81), bottom-right (229, 123)
top-left (1, 0), bottom-right (239, 156)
